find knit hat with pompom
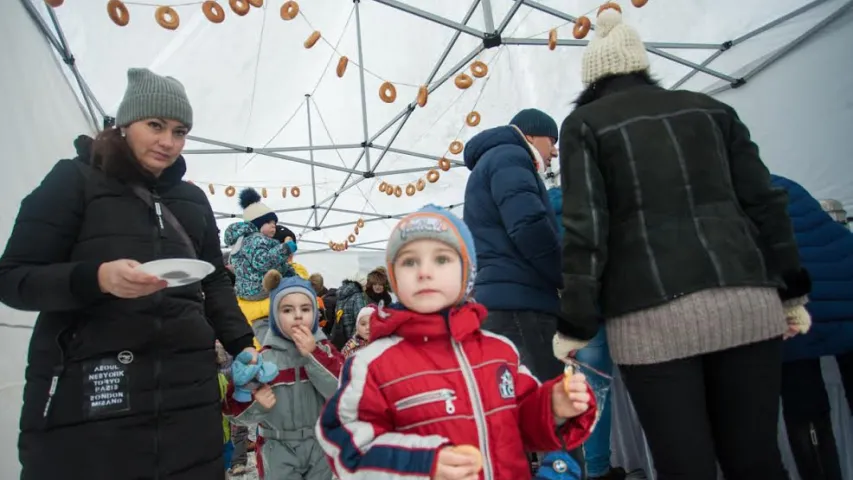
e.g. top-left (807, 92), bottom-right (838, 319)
top-left (581, 7), bottom-right (650, 86)
top-left (239, 188), bottom-right (278, 230)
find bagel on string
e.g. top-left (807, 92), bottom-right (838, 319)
top-left (454, 73), bottom-right (473, 89)
top-left (248, 0), bottom-right (263, 7)
top-left (426, 170), bottom-right (440, 183)
top-left (230, 0), bottom-right (250, 16)
top-left (354, 225), bottom-right (360, 234)
top-left (379, 82), bottom-right (397, 103)
top-left (280, 1), bottom-right (299, 20)
top-left (261, 187), bottom-right (268, 198)
top-left (449, 141), bottom-right (464, 155)
top-left (548, 29), bottom-right (557, 50)
top-left (224, 186), bottom-right (236, 197)
top-left (598, 2), bottom-right (622, 14)
top-left (573, 16), bottom-right (591, 39)
top-left (416, 178), bottom-right (426, 191)
top-left (438, 158), bottom-right (451, 172)
top-left (356, 218), bottom-right (365, 228)
top-left (155, 6), bottom-right (180, 30)
top-left (45, 0), bottom-right (63, 7)
top-left (470, 61), bottom-right (488, 78)
top-left (291, 186), bottom-right (301, 197)
top-left (417, 85), bottom-right (428, 108)
top-left (385, 185), bottom-right (394, 196)
top-left (304, 31), bottom-right (321, 49)
top-left (406, 184), bottom-right (416, 196)
top-left (466, 111), bottom-right (481, 127)
top-left (336, 56), bottom-right (349, 78)
top-left (202, 1), bottom-right (226, 23)
top-left (394, 186), bottom-right (402, 198)
top-left (107, 0), bottom-right (130, 27)
top-left (378, 182), bottom-right (388, 193)
top-left (348, 234), bottom-right (356, 243)
top-left (632, 0), bottom-right (648, 7)
top-left (208, 184), bottom-right (216, 194)
top-left (281, 187), bottom-right (287, 198)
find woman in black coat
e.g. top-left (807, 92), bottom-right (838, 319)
top-left (0, 68), bottom-right (256, 479)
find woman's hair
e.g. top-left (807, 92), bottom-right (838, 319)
top-left (573, 70), bottom-right (659, 107)
top-left (90, 127), bottom-right (153, 182)
top-left (365, 268), bottom-right (388, 290)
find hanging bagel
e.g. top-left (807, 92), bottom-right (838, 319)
top-left (632, 0), bottom-right (648, 7)
top-left (281, 187), bottom-right (287, 198)
top-left (261, 187), bottom-right (268, 198)
top-left (548, 29), bottom-right (557, 50)
top-left (230, 0), bottom-right (250, 16)
top-left (438, 158), bottom-right (451, 172)
top-left (426, 170), bottom-right (440, 183)
top-left (336, 56), bottom-right (349, 78)
top-left (248, 0), bottom-right (263, 6)
top-left (208, 184), bottom-right (216, 194)
top-left (354, 225), bottom-right (360, 234)
top-left (328, 241), bottom-right (334, 248)
top-left (280, 0), bottom-right (299, 20)
top-left (202, 1), bottom-right (226, 23)
top-left (107, 0), bottom-right (130, 27)
top-left (573, 16), bottom-right (591, 39)
top-left (348, 234), bottom-right (356, 243)
top-left (155, 6), bottom-right (180, 30)
top-left (454, 73), bottom-right (473, 89)
top-left (224, 186), bottom-right (236, 197)
top-left (378, 181), bottom-right (388, 192)
top-left (304, 31), bottom-right (321, 49)
top-left (417, 85), bottom-right (428, 108)
top-left (357, 218), bottom-right (365, 228)
top-left (394, 186), bottom-right (402, 198)
top-left (379, 82), bottom-right (397, 103)
top-left (291, 186), bottom-right (301, 197)
top-left (416, 178), bottom-right (426, 191)
top-left (45, 0), bottom-right (63, 7)
top-left (406, 184), bottom-right (416, 196)
top-left (385, 185), bottom-right (394, 196)
top-left (449, 141), bottom-right (464, 155)
top-left (470, 61), bottom-right (488, 78)
top-left (466, 111), bottom-right (481, 127)
top-left (598, 2), bottom-right (622, 14)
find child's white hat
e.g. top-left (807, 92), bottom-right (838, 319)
top-left (357, 306), bottom-right (375, 322)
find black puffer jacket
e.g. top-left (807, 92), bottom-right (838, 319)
top-left (0, 136), bottom-right (253, 479)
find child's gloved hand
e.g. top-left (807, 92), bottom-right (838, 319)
top-left (552, 371), bottom-right (591, 419)
top-left (232, 350), bottom-right (261, 387)
top-left (784, 304), bottom-right (811, 339)
top-left (255, 354), bottom-right (279, 384)
top-left (283, 239), bottom-right (298, 255)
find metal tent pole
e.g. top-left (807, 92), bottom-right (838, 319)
top-left (305, 94), bottom-right (319, 229)
top-left (371, 0), bottom-right (485, 39)
top-left (497, 0), bottom-right (523, 34)
top-left (354, 0), bottom-right (372, 171)
top-left (370, 145), bottom-right (465, 166)
top-left (730, 0), bottom-right (829, 47)
top-left (670, 50), bottom-right (725, 90)
top-left (481, 0), bottom-right (496, 33)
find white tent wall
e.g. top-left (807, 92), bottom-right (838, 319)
top-left (0, 1), bottom-right (93, 477)
top-left (713, 4), bottom-right (853, 211)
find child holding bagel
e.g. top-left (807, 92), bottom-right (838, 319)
top-left (316, 205), bottom-right (597, 480)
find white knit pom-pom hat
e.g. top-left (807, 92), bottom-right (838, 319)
top-left (581, 8), bottom-right (650, 86)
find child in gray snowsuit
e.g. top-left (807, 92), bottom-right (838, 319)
top-left (226, 272), bottom-right (344, 480)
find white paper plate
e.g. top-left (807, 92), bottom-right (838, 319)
top-left (136, 259), bottom-right (215, 288)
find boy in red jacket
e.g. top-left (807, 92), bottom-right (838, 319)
top-left (316, 205), bottom-right (597, 480)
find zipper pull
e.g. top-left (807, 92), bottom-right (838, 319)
top-left (154, 201), bottom-right (165, 231)
top-left (42, 365), bottom-right (64, 423)
top-left (444, 392), bottom-right (456, 415)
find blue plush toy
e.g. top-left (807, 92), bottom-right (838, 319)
top-left (535, 451), bottom-right (582, 480)
top-left (231, 350), bottom-right (279, 402)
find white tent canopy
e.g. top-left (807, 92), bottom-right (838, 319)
top-left (2, 0), bottom-right (853, 477)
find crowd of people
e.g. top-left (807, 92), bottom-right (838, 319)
top-left (1, 5), bottom-right (851, 480)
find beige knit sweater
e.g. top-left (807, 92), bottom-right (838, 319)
top-left (606, 287), bottom-right (787, 365)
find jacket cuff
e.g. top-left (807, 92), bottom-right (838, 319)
top-left (778, 268), bottom-right (812, 301)
top-left (555, 313), bottom-right (600, 342)
top-left (70, 261), bottom-right (105, 303)
top-left (223, 333), bottom-right (256, 357)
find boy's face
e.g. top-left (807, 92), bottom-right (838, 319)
top-left (260, 221), bottom-right (277, 238)
top-left (356, 316), bottom-right (370, 340)
top-left (276, 292), bottom-right (315, 337)
top-left (393, 239), bottom-right (462, 314)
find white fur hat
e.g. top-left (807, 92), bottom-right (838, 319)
top-left (581, 8), bottom-right (650, 86)
top-left (357, 306), bottom-right (375, 322)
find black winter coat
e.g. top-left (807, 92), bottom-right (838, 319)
top-left (557, 75), bottom-right (809, 341)
top-left (0, 136), bottom-right (254, 479)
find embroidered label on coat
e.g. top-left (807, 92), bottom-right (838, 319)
top-left (496, 365), bottom-right (515, 399)
top-left (82, 357), bottom-right (130, 417)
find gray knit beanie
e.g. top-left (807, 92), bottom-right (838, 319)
top-left (116, 68), bottom-right (193, 130)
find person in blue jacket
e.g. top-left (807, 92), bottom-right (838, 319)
top-left (464, 109), bottom-right (585, 471)
top-left (771, 174), bottom-right (853, 480)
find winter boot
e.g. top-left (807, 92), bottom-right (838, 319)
top-left (784, 413), bottom-right (843, 480)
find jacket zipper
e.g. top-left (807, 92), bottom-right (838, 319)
top-left (810, 422), bottom-right (825, 477)
top-left (151, 187), bottom-right (165, 480)
top-left (451, 340), bottom-right (494, 480)
top-left (394, 389), bottom-right (456, 413)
